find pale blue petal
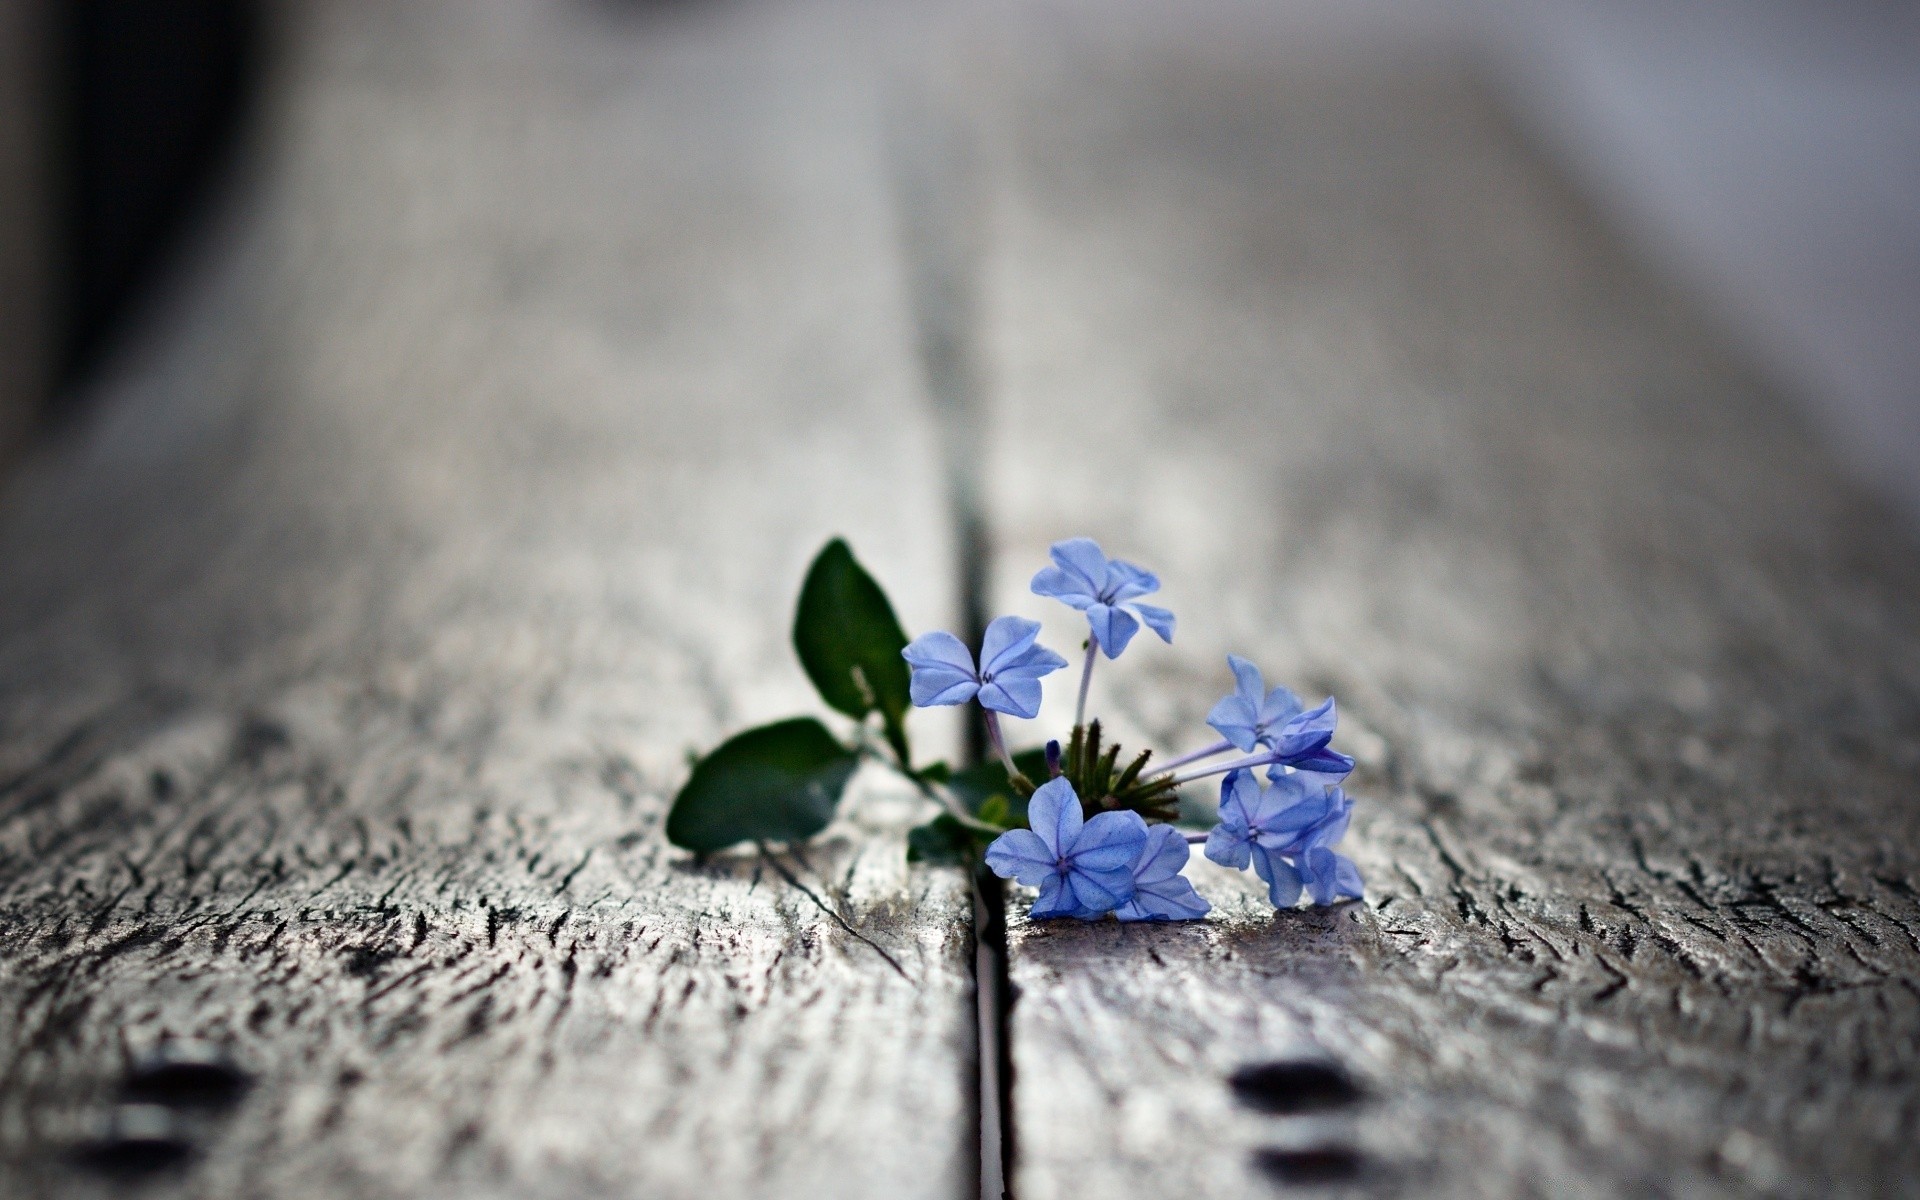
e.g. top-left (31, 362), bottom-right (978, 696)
top-left (1070, 810), bottom-right (1149, 872)
top-left (1029, 565), bottom-right (1098, 609)
top-left (998, 641), bottom-right (1070, 679)
top-left (1206, 694), bottom-right (1260, 752)
top-left (1256, 683), bottom-right (1305, 734)
top-left (903, 632), bottom-right (979, 706)
top-left (1028, 873), bottom-right (1083, 920)
top-left (1331, 853), bottom-right (1366, 900)
top-left (909, 671), bottom-right (979, 708)
top-left (1026, 777), bottom-right (1082, 858)
top-left (1103, 559), bottom-right (1161, 603)
top-left (1116, 874), bottom-right (1210, 921)
top-left (1285, 745), bottom-right (1356, 777)
top-left (1272, 697), bottom-right (1337, 761)
top-left (1129, 823), bottom-right (1191, 885)
top-left (1087, 603), bottom-right (1139, 658)
top-left (1047, 538), bottom-right (1111, 595)
top-left (1301, 846), bottom-right (1357, 906)
top-left (1301, 792), bottom-right (1353, 851)
top-left (1253, 846), bottom-right (1303, 907)
top-left (1249, 774), bottom-right (1334, 847)
top-left (902, 630), bottom-right (976, 674)
top-left (983, 830), bottom-right (1056, 887)
top-left (978, 675), bottom-right (1043, 719)
top-left (1217, 769), bottom-right (1261, 828)
top-left (1066, 864), bottom-right (1134, 913)
top-left (1129, 603), bottom-right (1176, 643)
top-left (1230, 655), bottom-right (1266, 704)
top-left (1204, 823), bottom-right (1252, 869)
top-left (978, 615), bottom-right (1042, 674)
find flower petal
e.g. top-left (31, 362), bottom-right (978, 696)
top-left (1028, 566), bottom-right (1097, 610)
top-left (1252, 845), bottom-right (1303, 907)
top-left (1028, 873), bottom-right (1084, 920)
top-left (1227, 656), bottom-right (1264, 704)
top-left (1115, 874), bottom-right (1211, 921)
top-left (1271, 696), bottom-right (1337, 761)
top-left (1047, 538), bottom-right (1111, 595)
top-left (983, 829), bottom-right (1057, 887)
top-left (903, 631), bottom-right (979, 706)
top-left (1331, 853), bottom-right (1366, 901)
top-left (1070, 810), bottom-right (1149, 873)
top-left (1284, 745), bottom-right (1356, 777)
top-left (1103, 559), bottom-right (1161, 603)
top-left (1129, 823), bottom-right (1192, 885)
top-left (1256, 683), bottom-right (1304, 733)
top-left (1066, 864), bottom-right (1134, 913)
top-left (998, 641), bottom-right (1070, 679)
top-left (1300, 846), bottom-right (1362, 906)
top-left (1025, 777), bottom-right (1082, 858)
top-left (1204, 823), bottom-right (1252, 870)
top-left (978, 615), bottom-right (1042, 675)
top-left (902, 630), bottom-right (976, 673)
top-left (977, 675), bottom-right (1043, 719)
top-left (1086, 603), bottom-right (1139, 658)
top-left (1129, 603), bottom-right (1176, 643)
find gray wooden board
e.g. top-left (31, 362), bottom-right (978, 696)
top-left (970, 27), bottom-right (1920, 1200)
top-left (0, 2), bottom-right (976, 1197)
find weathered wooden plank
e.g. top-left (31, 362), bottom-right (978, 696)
top-left (974, 31), bottom-right (1920, 1200)
top-left (0, 2), bottom-right (975, 1198)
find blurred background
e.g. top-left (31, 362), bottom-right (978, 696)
top-left (0, 0), bottom-right (1914, 522)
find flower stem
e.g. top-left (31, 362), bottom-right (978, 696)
top-left (982, 708), bottom-right (1019, 780)
top-left (1149, 737), bottom-right (1236, 776)
top-left (1074, 632), bottom-right (1099, 728)
top-left (1165, 751), bottom-right (1276, 787)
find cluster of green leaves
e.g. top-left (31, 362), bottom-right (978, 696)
top-left (666, 539), bottom-right (1021, 859)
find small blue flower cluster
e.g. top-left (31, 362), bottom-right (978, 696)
top-left (902, 538), bottom-right (1364, 922)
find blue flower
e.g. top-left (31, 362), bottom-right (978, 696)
top-left (902, 616), bottom-right (1068, 719)
top-left (1204, 769), bottom-right (1363, 907)
top-left (984, 777), bottom-right (1148, 919)
top-left (1114, 824), bottom-right (1211, 922)
top-left (1030, 537), bottom-right (1175, 659)
top-left (1204, 656), bottom-right (1355, 776)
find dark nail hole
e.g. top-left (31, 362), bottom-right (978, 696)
top-left (1253, 1145), bottom-right (1364, 1185)
top-left (72, 1106), bottom-right (195, 1176)
top-left (124, 1046), bottom-right (250, 1110)
top-left (1230, 1060), bottom-right (1363, 1114)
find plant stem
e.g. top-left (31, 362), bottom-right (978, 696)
top-left (1149, 737), bottom-right (1236, 776)
top-left (982, 708), bottom-right (1019, 780)
top-left (1166, 751), bottom-right (1276, 787)
top-left (1074, 632), bottom-right (1099, 728)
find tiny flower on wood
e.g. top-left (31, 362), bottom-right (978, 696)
top-left (984, 777), bottom-right (1147, 919)
top-left (1205, 768), bottom-right (1364, 907)
top-left (1030, 537), bottom-right (1175, 659)
top-left (902, 615), bottom-right (1067, 719)
top-left (1205, 655), bottom-right (1355, 777)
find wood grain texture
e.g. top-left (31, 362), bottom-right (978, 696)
top-left (0, 2), bottom-right (975, 1197)
top-left (971, 26), bottom-right (1920, 1200)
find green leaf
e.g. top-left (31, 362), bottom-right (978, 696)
top-left (906, 814), bottom-right (979, 865)
top-left (946, 749), bottom-right (1050, 828)
top-left (792, 539), bottom-right (914, 763)
top-left (666, 718), bottom-right (860, 853)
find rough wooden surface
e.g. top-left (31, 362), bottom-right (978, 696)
top-left (0, 2), bottom-right (975, 1197)
top-left (974, 29), bottom-right (1920, 1200)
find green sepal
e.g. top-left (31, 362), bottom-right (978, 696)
top-left (666, 718), bottom-right (860, 853)
top-left (791, 539), bottom-right (914, 765)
